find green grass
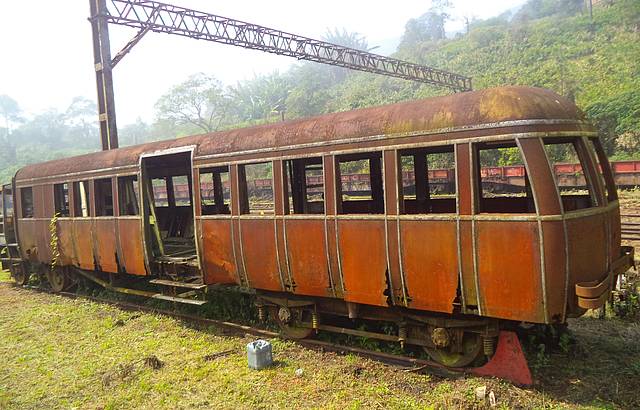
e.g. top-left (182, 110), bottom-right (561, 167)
top-left (1, 284), bottom-right (640, 409)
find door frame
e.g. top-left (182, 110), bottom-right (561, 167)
top-left (139, 145), bottom-right (199, 273)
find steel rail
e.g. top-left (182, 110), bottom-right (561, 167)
top-left (101, 0), bottom-right (472, 92)
top-left (14, 284), bottom-right (461, 377)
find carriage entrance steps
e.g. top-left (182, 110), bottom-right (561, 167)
top-left (149, 278), bottom-right (208, 306)
top-left (149, 278), bottom-right (207, 290)
top-left (73, 269), bottom-right (208, 306)
top-left (151, 293), bottom-right (207, 305)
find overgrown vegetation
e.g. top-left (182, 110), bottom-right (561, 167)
top-left (1, 0), bottom-right (638, 183)
top-left (2, 282), bottom-right (640, 408)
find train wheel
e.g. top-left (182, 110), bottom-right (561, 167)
top-left (269, 306), bottom-right (314, 339)
top-left (11, 264), bottom-right (30, 286)
top-left (47, 266), bottom-right (69, 293)
top-left (424, 330), bottom-right (483, 368)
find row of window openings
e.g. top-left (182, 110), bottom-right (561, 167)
top-left (19, 139), bottom-right (609, 218)
top-left (21, 177), bottom-right (139, 219)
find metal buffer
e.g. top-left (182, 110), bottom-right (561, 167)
top-left (89, 0), bottom-right (473, 151)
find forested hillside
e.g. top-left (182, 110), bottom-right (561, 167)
top-left (0, 0), bottom-right (638, 183)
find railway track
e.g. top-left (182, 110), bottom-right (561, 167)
top-left (621, 214), bottom-right (640, 242)
top-left (18, 285), bottom-right (464, 379)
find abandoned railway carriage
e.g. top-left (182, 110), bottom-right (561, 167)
top-left (5, 86), bottom-right (634, 368)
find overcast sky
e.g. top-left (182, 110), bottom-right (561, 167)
top-left (0, 0), bottom-right (524, 124)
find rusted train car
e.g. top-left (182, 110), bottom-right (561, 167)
top-left (5, 86), bottom-right (634, 369)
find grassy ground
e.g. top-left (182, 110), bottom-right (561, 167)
top-left (1, 275), bottom-right (640, 409)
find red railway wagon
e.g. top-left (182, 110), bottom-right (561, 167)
top-left (4, 86), bottom-right (634, 371)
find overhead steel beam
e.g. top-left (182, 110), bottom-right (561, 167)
top-left (89, 0), bottom-right (472, 151)
top-left (104, 0), bottom-right (472, 92)
top-left (111, 25), bottom-right (151, 68)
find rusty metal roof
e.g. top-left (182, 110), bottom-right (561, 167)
top-left (16, 86), bottom-right (588, 182)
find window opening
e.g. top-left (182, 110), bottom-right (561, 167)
top-left (544, 138), bottom-right (597, 211)
top-left (200, 166), bottom-right (231, 215)
top-left (400, 147), bottom-right (456, 214)
top-left (3, 189), bottom-right (13, 218)
top-left (589, 138), bottom-right (617, 202)
top-left (118, 176), bottom-right (140, 216)
top-left (172, 175), bottom-right (192, 207)
top-left (94, 178), bottom-right (114, 216)
top-left (53, 183), bottom-right (70, 217)
top-left (20, 187), bottom-right (34, 218)
top-left (337, 152), bottom-right (384, 214)
top-left (476, 142), bottom-right (534, 214)
top-left (152, 178), bottom-right (169, 207)
top-left (239, 162), bottom-right (274, 215)
top-left (73, 181), bottom-right (91, 217)
top-left (285, 158), bottom-right (324, 214)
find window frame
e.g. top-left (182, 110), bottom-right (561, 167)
top-left (336, 151), bottom-right (384, 215)
top-left (20, 187), bottom-right (34, 219)
top-left (543, 137), bottom-right (600, 212)
top-left (94, 178), bottom-right (114, 217)
top-left (588, 137), bottom-right (617, 202)
top-left (474, 141), bottom-right (535, 215)
top-left (117, 175), bottom-right (140, 216)
top-left (199, 166), bottom-right (231, 216)
top-left (53, 182), bottom-right (70, 217)
top-left (171, 175), bottom-right (192, 208)
top-left (73, 180), bottom-right (91, 217)
top-left (284, 157), bottom-right (325, 215)
top-left (238, 161), bottom-right (275, 216)
top-left (398, 145), bottom-right (457, 215)
top-left (151, 177), bottom-right (170, 208)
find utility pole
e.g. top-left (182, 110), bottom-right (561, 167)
top-left (89, 0), bottom-right (119, 150)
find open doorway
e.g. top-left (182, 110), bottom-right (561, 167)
top-left (141, 151), bottom-right (198, 270)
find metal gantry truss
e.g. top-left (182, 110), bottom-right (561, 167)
top-left (90, 0), bottom-right (473, 150)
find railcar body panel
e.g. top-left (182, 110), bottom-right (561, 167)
top-left (94, 219), bottom-right (118, 273)
top-left (400, 219), bottom-right (458, 312)
top-left (239, 218), bottom-right (283, 292)
top-left (56, 219), bottom-right (74, 266)
top-left (337, 219), bottom-right (388, 307)
top-left (284, 218), bottom-right (332, 297)
top-left (541, 220), bottom-right (567, 321)
top-left (117, 218), bottom-right (146, 275)
top-left (476, 221), bottom-right (544, 322)
top-left (198, 218), bottom-right (238, 284)
top-left (17, 219), bottom-right (37, 262)
top-left (565, 213), bottom-right (608, 314)
top-left (73, 219), bottom-right (95, 270)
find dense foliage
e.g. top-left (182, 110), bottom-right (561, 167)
top-left (0, 0), bottom-right (638, 183)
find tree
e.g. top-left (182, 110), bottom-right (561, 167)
top-left (323, 28), bottom-right (371, 51)
top-left (228, 72), bottom-right (290, 123)
top-left (0, 95), bottom-right (22, 137)
top-left (154, 73), bottom-right (229, 134)
top-left (399, 0), bottom-right (451, 49)
top-left (64, 97), bottom-right (99, 149)
top-left (120, 118), bottom-right (151, 146)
